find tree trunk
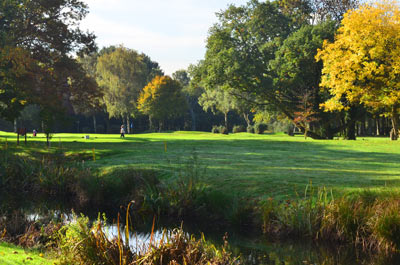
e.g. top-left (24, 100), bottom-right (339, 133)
top-left (376, 117), bottom-right (380, 136)
top-left (189, 106), bottom-right (196, 131)
top-left (345, 121), bottom-right (356, 140)
top-left (224, 112), bottom-right (228, 130)
top-left (93, 115), bottom-right (97, 133)
top-left (159, 120), bottom-right (163, 132)
top-left (360, 119), bottom-right (366, 136)
top-left (14, 119), bottom-right (17, 133)
top-left (390, 105), bottom-right (399, 140)
top-left (106, 118), bottom-right (111, 134)
top-left (149, 116), bottom-right (153, 131)
top-left (126, 116), bottom-right (130, 134)
top-left (243, 113), bottom-right (251, 127)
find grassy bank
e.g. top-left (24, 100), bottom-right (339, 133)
top-left (1, 131), bottom-right (400, 200)
top-left (0, 242), bottom-right (55, 265)
top-left (2, 131), bottom-right (400, 255)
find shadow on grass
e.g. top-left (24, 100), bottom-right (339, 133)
top-left (4, 135), bottom-right (400, 199)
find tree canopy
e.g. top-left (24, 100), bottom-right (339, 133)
top-left (0, 0), bottom-right (99, 125)
top-left (96, 46), bottom-right (149, 132)
top-left (317, 0), bottom-right (400, 139)
top-left (138, 76), bottom-right (187, 131)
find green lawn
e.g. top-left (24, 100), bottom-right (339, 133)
top-left (2, 131), bottom-right (400, 200)
top-left (0, 242), bottom-right (54, 265)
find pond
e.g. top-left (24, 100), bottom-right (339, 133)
top-left (105, 223), bottom-right (400, 265)
top-left (3, 199), bottom-right (400, 265)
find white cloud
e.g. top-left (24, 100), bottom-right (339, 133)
top-left (81, 0), bottom-right (248, 75)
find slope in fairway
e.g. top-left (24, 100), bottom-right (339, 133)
top-left (1, 131), bottom-right (400, 199)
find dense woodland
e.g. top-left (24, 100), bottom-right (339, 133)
top-left (1, 0), bottom-right (400, 140)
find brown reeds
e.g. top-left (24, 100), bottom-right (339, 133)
top-left (56, 212), bottom-right (238, 265)
top-left (261, 186), bottom-right (400, 253)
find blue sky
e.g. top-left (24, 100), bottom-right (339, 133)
top-left (81, 0), bottom-right (249, 75)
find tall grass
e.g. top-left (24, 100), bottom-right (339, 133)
top-left (56, 213), bottom-right (238, 265)
top-left (261, 185), bottom-right (400, 253)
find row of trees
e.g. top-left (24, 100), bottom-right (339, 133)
top-left (192, 0), bottom-right (400, 140)
top-left (0, 1), bottom-right (199, 135)
top-left (2, 0), bottom-right (400, 140)
top-left (0, 0), bottom-right (99, 143)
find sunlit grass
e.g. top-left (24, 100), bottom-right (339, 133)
top-left (1, 131), bottom-right (400, 200)
top-left (0, 242), bottom-right (55, 265)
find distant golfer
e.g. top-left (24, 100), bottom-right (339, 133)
top-left (120, 125), bottom-right (125, 138)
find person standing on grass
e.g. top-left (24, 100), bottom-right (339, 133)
top-left (120, 125), bottom-right (125, 138)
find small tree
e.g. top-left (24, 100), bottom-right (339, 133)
top-left (293, 93), bottom-right (319, 139)
top-left (198, 87), bottom-right (236, 130)
top-left (138, 76), bottom-right (187, 131)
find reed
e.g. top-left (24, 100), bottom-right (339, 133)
top-left (261, 186), bottom-right (400, 253)
top-left (56, 211), bottom-right (238, 265)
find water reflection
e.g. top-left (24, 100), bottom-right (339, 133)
top-left (103, 225), bottom-right (400, 265)
top-left (2, 199), bottom-right (400, 265)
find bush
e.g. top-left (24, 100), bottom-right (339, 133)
top-left (247, 125), bottom-right (254, 133)
top-left (211, 125), bottom-right (219, 134)
top-left (254, 123), bottom-right (267, 134)
top-left (232, 125), bottom-right (245, 133)
top-left (219, 126), bottom-right (228, 135)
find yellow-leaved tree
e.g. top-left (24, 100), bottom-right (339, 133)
top-left (138, 76), bottom-right (187, 131)
top-left (316, 0), bottom-right (400, 140)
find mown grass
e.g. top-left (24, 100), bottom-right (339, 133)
top-left (0, 242), bottom-right (55, 265)
top-left (1, 131), bottom-right (400, 200)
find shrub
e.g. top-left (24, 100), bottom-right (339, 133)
top-left (254, 123), bottom-right (267, 134)
top-left (211, 125), bottom-right (219, 134)
top-left (219, 126), bottom-right (228, 135)
top-left (232, 125), bottom-right (245, 133)
top-left (247, 125), bottom-right (254, 133)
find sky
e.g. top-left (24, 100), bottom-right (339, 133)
top-left (80, 0), bottom-right (249, 75)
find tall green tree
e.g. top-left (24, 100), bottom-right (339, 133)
top-left (96, 46), bottom-right (148, 134)
top-left (198, 87), bottom-right (236, 130)
top-left (199, 0), bottom-right (360, 139)
top-left (270, 21), bottom-right (346, 138)
top-left (0, 0), bottom-right (98, 133)
top-left (173, 69), bottom-right (199, 130)
top-left (198, 0), bottom-right (303, 134)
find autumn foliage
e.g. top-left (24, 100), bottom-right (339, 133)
top-left (138, 76), bottom-right (187, 130)
top-left (317, 0), bottom-right (400, 139)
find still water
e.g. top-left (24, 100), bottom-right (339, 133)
top-left (8, 204), bottom-right (400, 265)
top-left (105, 224), bottom-right (400, 265)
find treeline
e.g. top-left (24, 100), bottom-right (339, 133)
top-left (192, 0), bottom-right (400, 140)
top-left (1, 0), bottom-right (400, 139)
